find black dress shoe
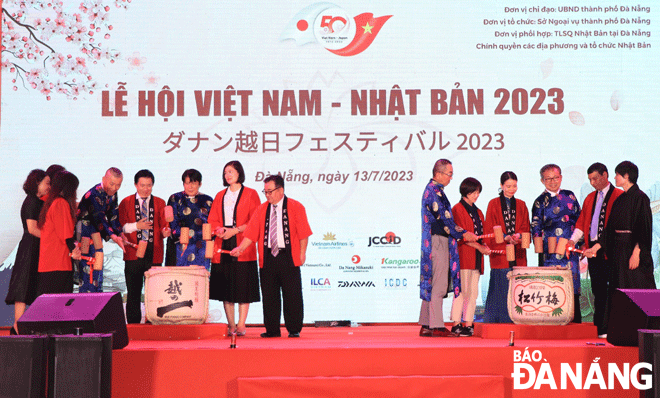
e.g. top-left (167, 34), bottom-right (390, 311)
top-left (9, 326), bottom-right (18, 335)
top-left (288, 332), bottom-right (300, 338)
top-left (260, 332), bottom-right (281, 338)
top-left (419, 326), bottom-right (433, 337)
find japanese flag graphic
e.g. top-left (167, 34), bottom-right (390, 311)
top-left (280, 2), bottom-right (391, 56)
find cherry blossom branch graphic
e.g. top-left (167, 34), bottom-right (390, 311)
top-left (1, 0), bottom-right (133, 100)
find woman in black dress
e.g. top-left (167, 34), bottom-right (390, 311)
top-left (5, 169), bottom-right (51, 334)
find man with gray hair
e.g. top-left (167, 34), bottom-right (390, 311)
top-left (531, 163), bottom-right (581, 322)
top-left (419, 159), bottom-right (477, 337)
top-left (77, 167), bottom-right (126, 293)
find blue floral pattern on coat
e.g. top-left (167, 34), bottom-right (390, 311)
top-left (420, 179), bottom-right (465, 301)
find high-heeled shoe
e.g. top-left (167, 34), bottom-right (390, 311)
top-left (235, 327), bottom-right (246, 336)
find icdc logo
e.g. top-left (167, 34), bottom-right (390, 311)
top-left (385, 278), bottom-right (407, 287)
top-left (280, 2), bottom-right (392, 56)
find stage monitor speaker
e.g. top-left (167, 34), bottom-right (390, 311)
top-left (607, 289), bottom-right (660, 347)
top-left (48, 334), bottom-right (112, 398)
top-left (17, 292), bottom-right (128, 349)
top-left (0, 335), bottom-right (48, 398)
top-left (638, 330), bottom-right (660, 397)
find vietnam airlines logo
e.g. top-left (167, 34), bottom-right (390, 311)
top-left (280, 2), bottom-right (392, 56)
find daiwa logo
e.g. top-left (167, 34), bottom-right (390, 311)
top-left (280, 3), bottom-right (392, 56)
top-left (338, 281), bottom-right (375, 288)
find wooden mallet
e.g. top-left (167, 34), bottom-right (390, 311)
top-left (475, 225), bottom-right (504, 244)
top-left (202, 224), bottom-right (212, 241)
top-left (80, 237), bottom-right (91, 254)
top-left (490, 244), bottom-right (516, 261)
top-left (205, 240), bottom-right (214, 259)
top-left (164, 206), bottom-right (174, 223)
top-left (179, 227), bottom-right (190, 256)
top-left (91, 232), bottom-right (103, 249)
top-left (136, 240), bottom-right (148, 258)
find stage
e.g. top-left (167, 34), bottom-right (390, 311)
top-left (94, 323), bottom-right (644, 398)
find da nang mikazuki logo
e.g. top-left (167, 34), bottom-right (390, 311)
top-left (280, 2), bottom-right (392, 56)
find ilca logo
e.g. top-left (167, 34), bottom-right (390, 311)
top-left (280, 2), bottom-right (392, 56)
top-left (310, 277), bottom-right (331, 290)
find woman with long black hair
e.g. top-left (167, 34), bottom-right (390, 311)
top-left (36, 171), bottom-right (81, 296)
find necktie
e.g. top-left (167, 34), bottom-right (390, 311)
top-left (270, 204), bottom-right (279, 257)
top-left (141, 198), bottom-right (149, 241)
top-left (590, 191), bottom-right (604, 241)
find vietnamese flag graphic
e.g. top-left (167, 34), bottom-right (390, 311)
top-left (329, 13), bottom-right (392, 56)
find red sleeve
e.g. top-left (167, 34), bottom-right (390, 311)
top-left (452, 204), bottom-right (471, 249)
top-left (244, 204), bottom-right (264, 243)
top-left (516, 199), bottom-right (531, 234)
top-left (118, 196), bottom-right (132, 228)
top-left (292, 201), bottom-right (312, 240)
top-left (52, 199), bottom-right (74, 243)
top-left (483, 198), bottom-right (500, 247)
top-left (246, 189), bottom-right (262, 221)
top-left (574, 193), bottom-right (592, 236)
top-left (155, 197), bottom-right (168, 232)
top-left (208, 190), bottom-right (225, 231)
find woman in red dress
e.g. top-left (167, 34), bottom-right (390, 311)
top-left (483, 171), bottom-right (530, 323)
top-left (36, 171), bottom-right (81, 296)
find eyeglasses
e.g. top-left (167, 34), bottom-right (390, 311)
top-left (262, 187), bottom-right (282, 195)
top-left (543, 176), bottom-right (561, 182)
top-left (440, 171), bottom-right (453, 177)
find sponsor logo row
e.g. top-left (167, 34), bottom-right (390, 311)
top-left (310, 278), bottom-right (409, 290)
top-left (305, 255), bottom-right (419, 272)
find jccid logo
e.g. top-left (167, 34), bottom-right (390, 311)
top-left (368, 232), bottom-right (401, 247)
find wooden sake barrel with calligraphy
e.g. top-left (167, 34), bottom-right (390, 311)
top-left (507, 266), bottom-right (574, 325)
top-left (144, 266), bottom-right (210, 325)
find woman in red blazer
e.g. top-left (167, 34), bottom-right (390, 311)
top-left (483, 171), bottom-right (530, 323)
top-left (208, 161), bottom-right (261, 336)
top-left (450, 178), bottom-right (491, 337)
top-left (36, 171), bottom-right (81, 296)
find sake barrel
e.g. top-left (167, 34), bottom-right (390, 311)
top-left (507, 266), bottom-right (574, 325)
top-left (144, 266), bottom-right (210, 325)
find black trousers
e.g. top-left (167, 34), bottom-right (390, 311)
top-left (260, 249), bottom-right (303, 335)
top-left (124, 243), bottom-right (155, 324)
top-left (587, 244), bottom-right (609, 334)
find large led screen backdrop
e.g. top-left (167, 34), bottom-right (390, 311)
top-left (1, 1), bottom-right (658, 325)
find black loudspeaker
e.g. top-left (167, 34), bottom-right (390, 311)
top-left (638, 330), bottom-right (660, 397)
top-left (0, 336), bottom-right (48, 398)
top-left (48, 334), bottom-right (112, 398)
top-left (18, 292), bottom-right (129, 349)
top-left (607, 289), bottom-right (660, 347)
